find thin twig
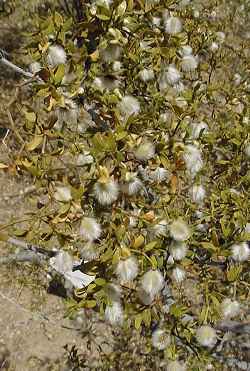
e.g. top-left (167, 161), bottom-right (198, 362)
top-left (7, 237), bottom-right (56, 258)
top-left (0, 56), bottom-right (34, 79)
top-left (0, 250), bottom-right (42, 265)
top-left (6, 109), bottom-right (25, 144)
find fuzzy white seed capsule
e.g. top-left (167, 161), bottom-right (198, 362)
top-left (166, 65), bottom-right (181, 86)
top-left (115, 256), bottom-right (139, 282)
top-left (80, 242), bottom-right (99, 261)
top-left (167, 360), bottom-right (186, 371)
top-left (170, 220), bottom-right (190, 241)
top-left (93, 76), bottom-right (119, 91)
top-left (101, 44), bottom-right (122, 62)
top-left (150, 167), bottom-right (170, 182)
top-left (189, 184), bottom-right (206, 204)
top-left (216, 31), bottom-right (226, 43)
top-left (165, 17), bottom-right (182, 35)
top-left (122, 173), bottom-right (143, 195)
top-left (231, 242), bottom-right (250, 262)
top-left (135, 141), bottom-right (155, 161)
top-left (183, 145), bottom-right (203, 178)
top-left (118, 95), bottom-right (140, 120)
top-left (181, 55), bottom-right (198, 72)
top-left (172, 267), bottom-right (186, 283)
top-left (152, 329), bottom-right (170, 350)
top-left (151, 219), bottom-right (168, 238)
top-left (55, 98), bottom-right (79, 130)
top-left (137, 287), bottom-right (155, 305)
top-left (141, 270), bottom-right (164, 296)
top-left (105, 301), bottom-right (124, 326)
top-left (93, 180), bottom-right (119, 205)
top-left (113, 60), bottom-right (122, 72)
top-left (169, 242), bottom-right (187, 261)
top-left (190, 121), bottom-right (208, 139)
top-left (180, 45), bottom-right (193, 56)
top-left (30, 61), bottom-right (41, 74)
top-left (105, 283), bottom-right (122, 302)
top-left (138, 68), bottom-right (155, 82)
top-left (80, 217), bottom-right (102, 241)
top-left (47, 45), bottom-right (67, 67)
top-left (54, 186), bottom-right (72, 202)
top-left (196, 325), bottom-right (217, 348)
top-left (76, 153), bottom-right (94, 166)
top-left (159, 65), bottom-right (181, 91)
top-left (244, 144), bottom-right (250, 159)
top-left (221, 298), bottom-right (240, 319)
top-left (210, 42), bottom-right (219, 52)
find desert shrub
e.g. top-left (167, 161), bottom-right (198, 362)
top-left (2, 0), bottom-right (250, 369)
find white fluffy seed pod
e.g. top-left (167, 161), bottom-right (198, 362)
top-left (190, 121), bottom-right (208, 139)
top-left (118, 95), bottom-right (140, 120)
top-left (122, 173), bottom-right (143, 195)
top-left (101, 44), bottom-right (122, 62)
top-left (141, 270), bottom-right (164, 296)
top-left (220, 298), bottom-right (240, 319)
top-left (80, 242), bottom-right (99, 261)
top-left (134, 141), bottom-right (155, 161)
top-left (29, 61), bottom-right (41, 74)
top-left (181, 55), bottom-right (198, 72)
top-left (105, 301), bottom-right (124, 326)
top-left (76, 153), bottom-right (94, 166)
top-left (196, 325), bottom-right (217, 348)
top-left (180, 45), bottom-right (193, 56)
top-left (189, 184), bottom-right (206, 204)
top-left (54, 186), bottom-right (72, 202)
top-left (151, 219), bottom-right (168, 238)
top-left (231, 242), bottom-right (250, 262)
top-left (137, 287), bottom-right (155, 305)
top-left (159, 65), bottom-right (181, 91)
top-left (55, 98), bottom-right (79, 129)
top-left (93, 180), bottom-right (119, 205)
top-left (169, 242), bottom-right (187, 261)
top-left (172, 267), bottom-right (186, 283)
top-left (47, 45), bottom-right (67, 67)
top-left (244, 143), bottom-right (250, 159)
top-left (138, 68), bottom-right (155, 82)
top-left (166, 360), bottom-right (186, 371)
top-left (152, 329), bottom-right (170, 350)
top-left (113, 60), bottom-right (122, 72)
top-left (166, 65), bottom-right (181, 85)
top-left (165, 17), bottom-right (182, 35)
top-left (210, 42), bottom-right (219, 52)
top-left (79, 217), bottom-right (102, 241)
top-left (169, 220), bottom-right (190, 241)
top-left (183, 145), bottom-right (203, 178)
top-left (150, 167), bottom-right (170, 182)
top-left (105, 283), bottom-right (122, 302)
top-left (115, 256), bottom-right (139, 282)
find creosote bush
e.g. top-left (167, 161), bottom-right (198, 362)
top-left (3, 0), bottom-right (250, 369)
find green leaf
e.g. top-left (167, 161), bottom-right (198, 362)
top-left (25, 111), bottom-right (36, 123)
top-left (144, 241), bottom-right (157, 252)
top-left (226, 264), bottom-right (242, 282)
top-left (84, 300), bottom-right (97, 308)
top-left (54, 64), bottom-right (65, 85)
top-left (142, 309), bottom-right (151, 327)
top-left (25, 135), bottom-right (43, 151)
top-left (134, 314), bottom-right (142, 330)
top-left (95, 278), bottom-right (106, 286)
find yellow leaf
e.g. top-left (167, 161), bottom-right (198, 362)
top-left (25, 111), bottom-right (36, 123)
top-left (90, 50), bottom-right (99, 62)
top-left (0, 163), bottom-right (8, 169)
top-left (133, 235), bottom-right (144, 249)
top-left (25, 135), bottom-right (43, 151)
